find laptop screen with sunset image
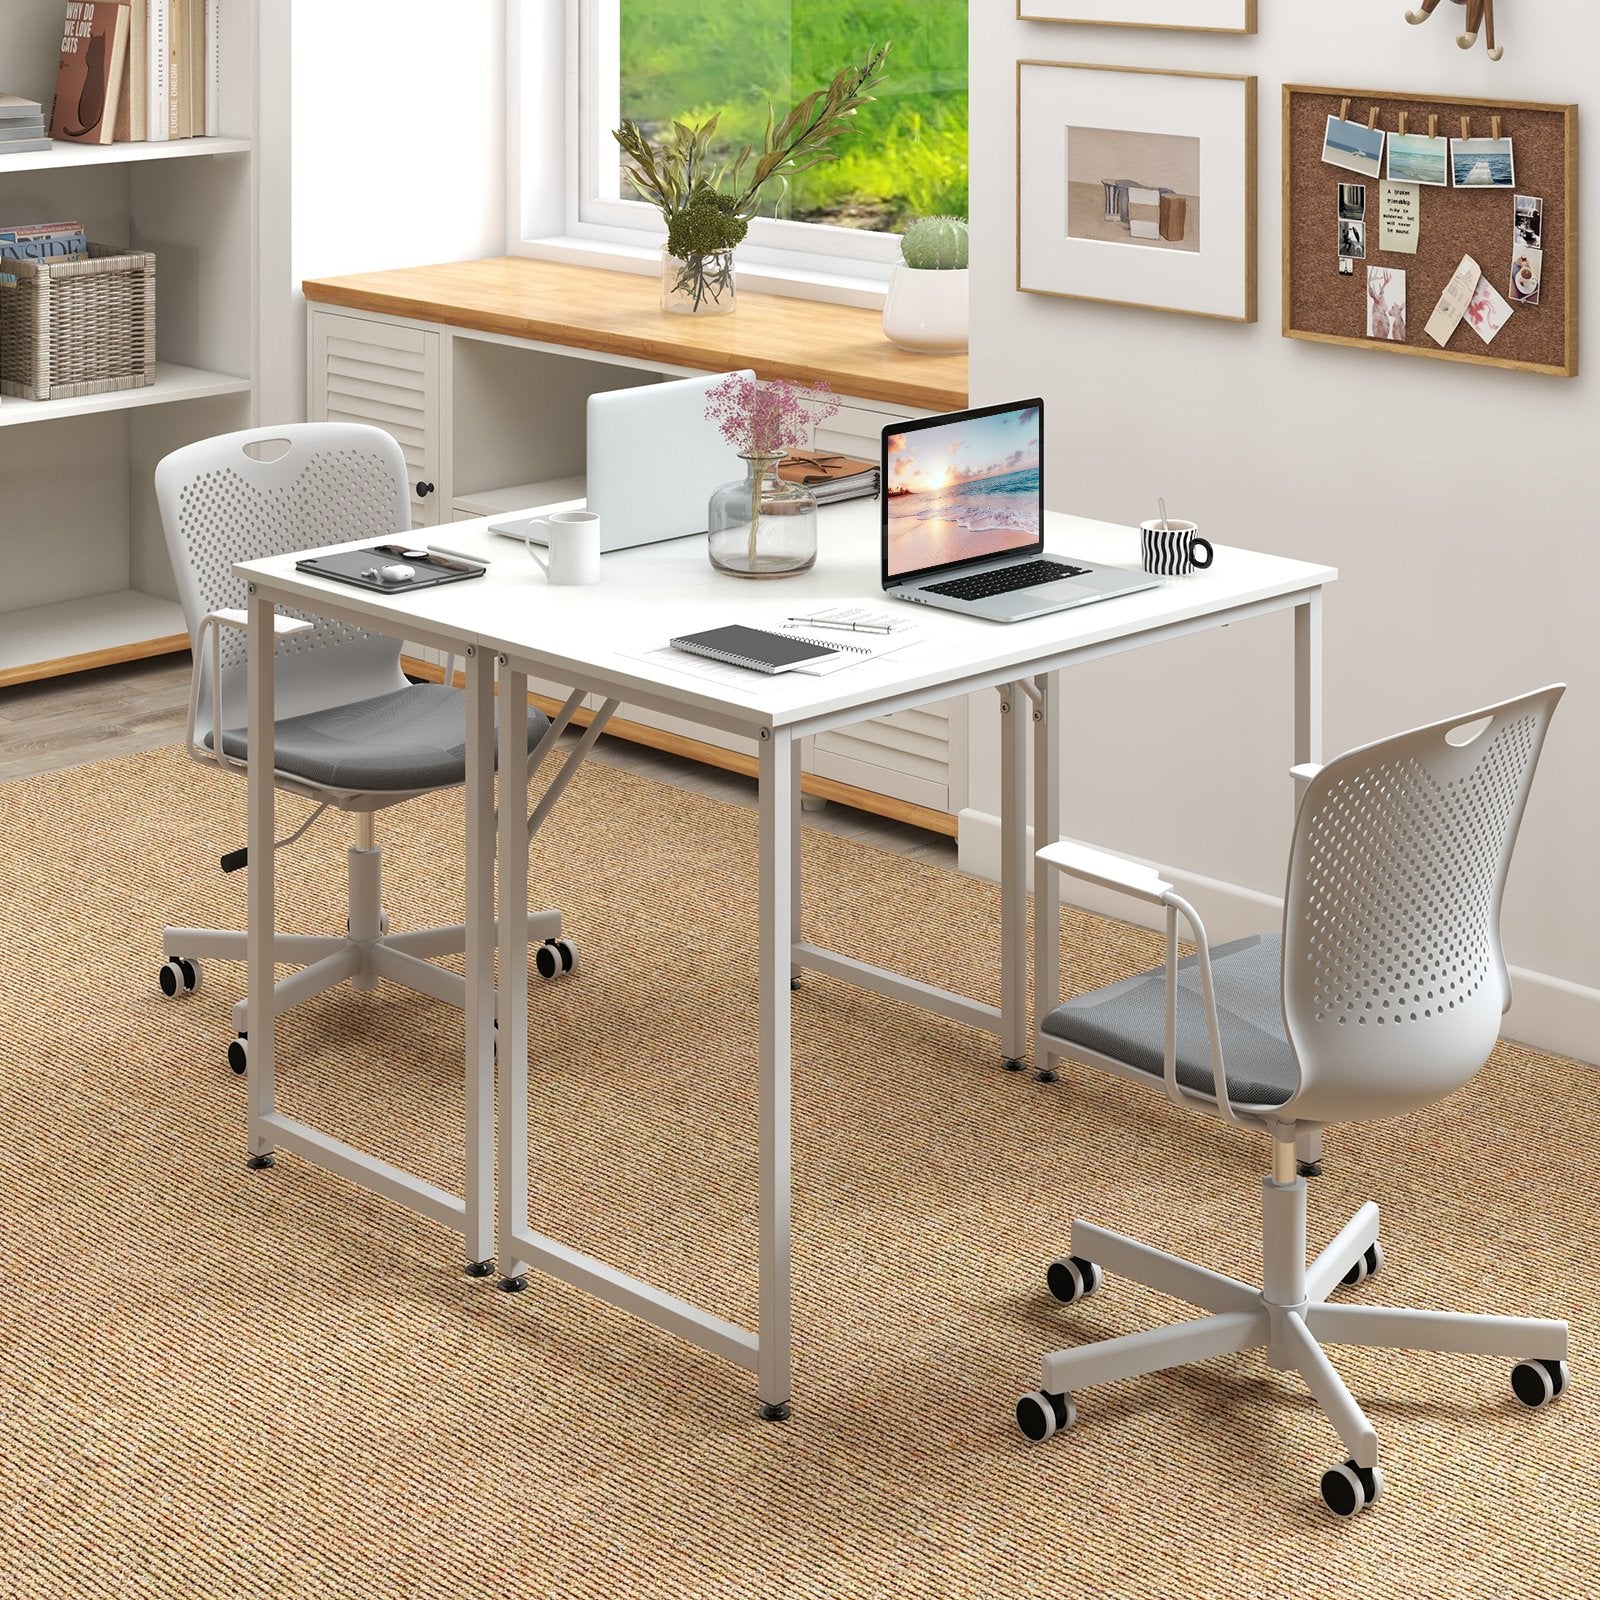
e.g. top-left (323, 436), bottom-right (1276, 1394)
top-left (883, 400), bottom-right (1043, 583)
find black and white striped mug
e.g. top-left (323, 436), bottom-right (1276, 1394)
top-left (1140, 518), bottom-right (1213, 576)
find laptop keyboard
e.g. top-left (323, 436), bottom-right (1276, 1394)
top-left (922, 559), bottom-right (1090, 602)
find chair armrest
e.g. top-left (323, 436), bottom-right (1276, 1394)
top-left (1290, 762), bottom-right (1322, 783)
top-left (186, 609), bottom-right (315, 772)
top-left (1159, 893), bottom-right (1243, 1129)
top-left (1036, 837), bottom-right (1172, 905)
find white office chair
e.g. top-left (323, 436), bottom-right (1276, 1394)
top-left (154, 423), bottom-right (578, 1077)
top-left (1017, 686), bottom-right (1569, 1515)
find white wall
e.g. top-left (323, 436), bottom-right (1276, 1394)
top-left (968, 0), bottom-right (1595, 1061)
top-left (258, 1), bottom-right (508, 420)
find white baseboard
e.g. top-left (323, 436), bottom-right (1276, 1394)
top-left (956, 808), bottom-right (1598, 1068)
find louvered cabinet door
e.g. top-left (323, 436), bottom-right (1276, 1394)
top-left (310, 311), bottom-right (442, 529)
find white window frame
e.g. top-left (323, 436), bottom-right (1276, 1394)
top-left (507, 0), bottom-right (903, 306)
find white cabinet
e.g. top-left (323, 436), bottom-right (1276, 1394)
top-left (0, 0), bottom-right (264, 689)
top-left (303, 303), bottom-right (967, 829)
top-left (309, 312), bottom-right (441, 530)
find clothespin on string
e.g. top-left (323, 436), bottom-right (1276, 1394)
top-left (1366, 106), bottom-right (1380, 131)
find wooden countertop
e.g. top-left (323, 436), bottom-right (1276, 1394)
top-left (302, 256), bottom-right (968, 413)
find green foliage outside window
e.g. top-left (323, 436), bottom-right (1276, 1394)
top-left (618, 0), bottom-right (968, 232)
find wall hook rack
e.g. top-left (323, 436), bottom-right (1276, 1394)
top-left (1405, 0), bottom-right (1504, 60)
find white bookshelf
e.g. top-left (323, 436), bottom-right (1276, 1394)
top-left (0, 363), bottom-right (252, 428)
top-left (0, 0), bottom-right (263, 688)
top-left (0, 135), bottom-right (251, 174)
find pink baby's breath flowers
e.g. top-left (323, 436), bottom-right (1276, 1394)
top-left (704, 375), bottom-right (842, 457)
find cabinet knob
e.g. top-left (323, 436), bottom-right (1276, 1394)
top-left (415, 480), bottom-right (435, 498)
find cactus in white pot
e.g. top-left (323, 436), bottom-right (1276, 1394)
top-left (883, 215), bottom-right (969, 354)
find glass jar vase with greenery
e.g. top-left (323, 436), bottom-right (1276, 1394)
top-left (613, 44), bottom-right (891, 316)
top-left (703, 374), bottom-right (841, 576)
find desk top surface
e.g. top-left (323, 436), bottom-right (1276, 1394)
top-left (302, 257), bottom-right (968, 413)
top-left (239, 502), bottom-right (1336, 735)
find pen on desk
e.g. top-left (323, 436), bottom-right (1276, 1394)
top-left (426, 545), bottom-right (489, 569)
top-left (785, 616), bottom-right (892, 634)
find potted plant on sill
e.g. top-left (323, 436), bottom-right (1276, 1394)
top-left (612, 44), bottom-right (891, 317)
top-left (882, 214), bottom-right (969, 353)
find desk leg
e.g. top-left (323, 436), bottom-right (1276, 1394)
top-left (790, 749), bottom-right (803, 988)
top-left (463, 646), bottom-right (496, 1273)
top-left (497, 662), bottom-right (532, 1287)
top-left (245, 586), bottom-right (277, 1169)
top-left (999, 682), bottom-right (1029, 1071)
top-left (1031, 673), bottom-right (1062, 1083)
top-left (757, 727), bottom-right (795, 1419)
top-left (1294, 594), bottom-right (1326, 1177)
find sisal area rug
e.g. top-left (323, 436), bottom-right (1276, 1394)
top-left (1, 745), bottom-right (1596, 1599)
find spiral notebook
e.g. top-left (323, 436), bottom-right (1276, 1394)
top-left (668, 625), bottom-right (844, 675)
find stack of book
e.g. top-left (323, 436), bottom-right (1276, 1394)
top-left (46, 0), bottom-right (219, 147)
top-left (776, 452), bottom-right (881, 506)
top-left (0, 94), bottom-right (52, 156)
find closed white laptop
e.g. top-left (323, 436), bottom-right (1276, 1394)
top-left (492, 369), bottom-right (753, 552)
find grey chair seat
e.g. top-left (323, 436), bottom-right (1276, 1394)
top-left (210, 683), bottom-right (550, 792)
top-left (1040, 933), bottom-right (1299, 1111)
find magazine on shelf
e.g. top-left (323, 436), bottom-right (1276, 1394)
top-left (0, 221), bottom-right (88, 285)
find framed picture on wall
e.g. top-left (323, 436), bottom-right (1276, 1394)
top-left (1017, 1), bottom-right (1255, 32)
top-left (1016, 61), bottom-right (1257, 322)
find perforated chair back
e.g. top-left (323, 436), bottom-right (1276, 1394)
top-left (154, 423), bottom-right (414, 734)
top-left (1279, 685), bottom-right (1563, 1125)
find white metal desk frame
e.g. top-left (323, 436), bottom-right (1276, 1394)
top-left (237, 512), bottom-right (1330, 1420)
top-left (480, 532), bottom-right (1329, 1421)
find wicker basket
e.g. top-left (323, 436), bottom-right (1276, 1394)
top-left (0, 243), bottom-right (156, 402)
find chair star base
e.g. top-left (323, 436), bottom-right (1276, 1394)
top-left (160, 837), bottom-right (569, 1071)
top-left (1018, 1182), bottom-right (1570, 1513)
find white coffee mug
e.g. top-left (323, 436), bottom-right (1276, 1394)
top-left (522, 510), bottom-right (601, 585)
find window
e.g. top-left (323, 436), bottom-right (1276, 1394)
top-left (514, 1), bottom-right (968, 285)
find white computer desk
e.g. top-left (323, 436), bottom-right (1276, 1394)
top-left (235, 501), bottom-right (1335, 1419)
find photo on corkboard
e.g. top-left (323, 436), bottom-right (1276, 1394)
top-left (1511, 248), bottom-right (1542, 306)
top-left (1366, 266), bottom-right (1406, 341)
top-left (1066, 128), bottom-right (1201, 252)
top-left (1386, 132), bottom-right (1450, 187)
top-left (1451, 136), bottom-right (1515, 188)
top-left (1338, 219), bottom-right (1366, 259)
top-left (1513, 194), bottom-right (1543, 247)
top-left (1322, 115), bottom-right (1385, 179)
top-left (1338, 182), bottom-right (1365, 219)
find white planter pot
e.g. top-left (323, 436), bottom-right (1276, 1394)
top-left (882, 264), bottom-right (969, 354)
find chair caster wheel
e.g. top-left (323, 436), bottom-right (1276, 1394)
top-left (1045, 1255), bottom-right (1103, 1304)
top-left (1016, 1389), bottom-right (1075, 1442)
top-left (227, 1034), bottom-right (248, 1076)
top-left (534, 938), bottom-right (577, 979)
top-left (1001, 1058), bottom-right (1027, 1073)
top-left (245, 1152), bottom-right (275, 1171)
top-left (463, 1259), bottom-right (495, 1278)
top-left (159, 957), bottom-right (201, 997)
top-left (1320, 1459), bottom-right (1383, 1516)
top-left (1511, 1357), bottom-right (1569, 1408)
top-left (759, 1402), bottom-right (792, 1422)
top-left (1341, 1240), bottom-right (1384, 1286)
top-left (497, 1275), bottom-right (528, 1293)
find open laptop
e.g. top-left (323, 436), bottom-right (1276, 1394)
top-left (881, 398), bottom-right (1158, 622)
top-left (490, 369), bottom-right (752, 552)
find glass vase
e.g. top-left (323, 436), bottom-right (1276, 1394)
top-left (707, 453), bottom-right (818, 578)
top-left (660, 245), bottom-right (737, 316)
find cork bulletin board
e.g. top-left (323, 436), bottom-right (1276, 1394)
top-left (1284, 85), bottom-right (1578, 377)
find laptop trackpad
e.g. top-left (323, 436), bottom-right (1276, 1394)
top-left (999, 581), bottom-right (1098, 617)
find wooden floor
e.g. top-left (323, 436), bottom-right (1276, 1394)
top-left (0, 657), bottom-right (957, 866)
